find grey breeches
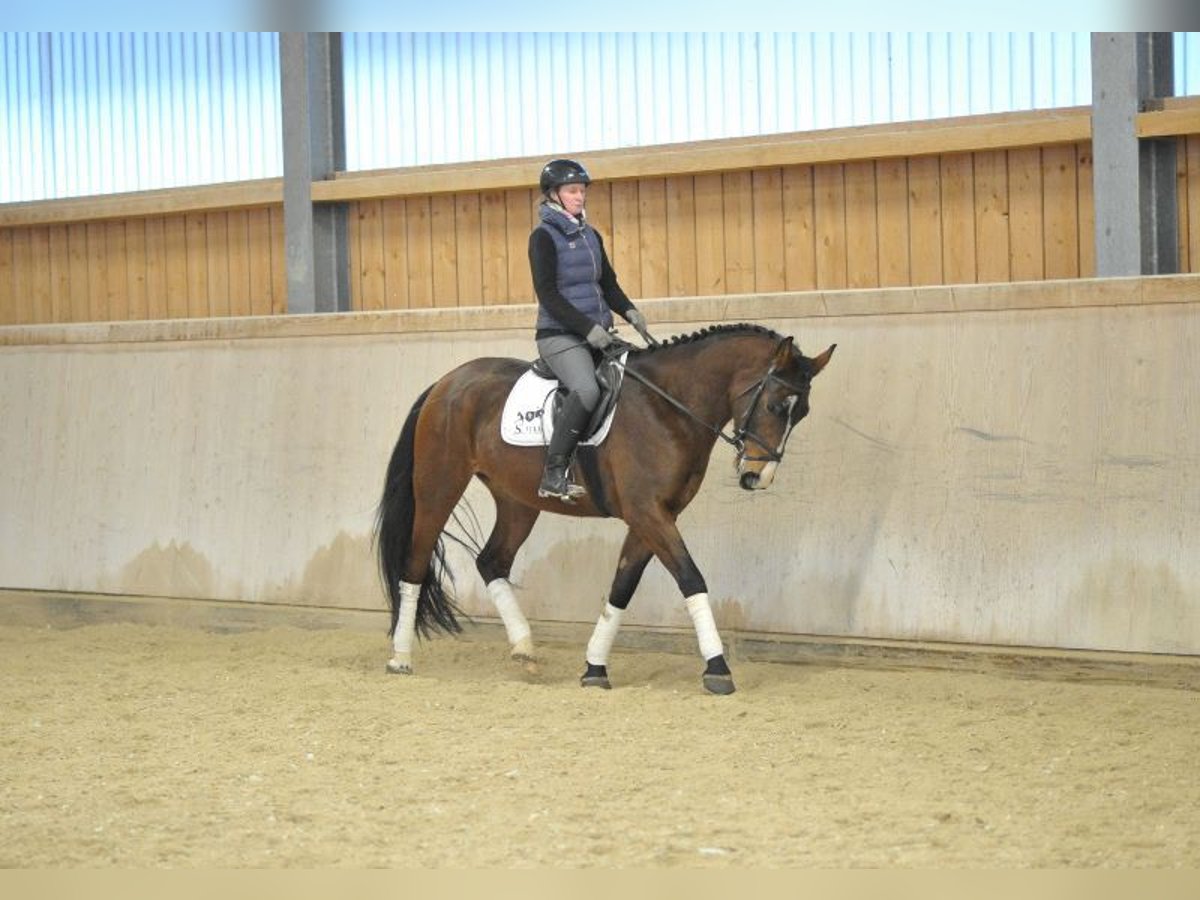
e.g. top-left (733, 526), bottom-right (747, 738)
top-left (536, 334), bottom-right (601, 411)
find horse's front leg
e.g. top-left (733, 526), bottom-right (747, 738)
top-left (629, 512), bottom-right (735, 695)
top-left (581, 529), bottom-right (654, 689)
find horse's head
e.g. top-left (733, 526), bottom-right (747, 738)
top-left (732, 337), bottom-right (835, 490)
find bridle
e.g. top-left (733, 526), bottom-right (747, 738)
top-left (729, 364), bottom-right (810, 464)
top-left (607, 337), bottom-right (810, 465)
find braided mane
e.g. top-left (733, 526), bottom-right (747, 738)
top-left (630, 322), bottom-right (780, 354)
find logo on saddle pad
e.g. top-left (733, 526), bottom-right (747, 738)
top-left (500, 356), bottom-right (626, 448)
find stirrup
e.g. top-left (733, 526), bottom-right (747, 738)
top-left (538, 479), bottom-right (587, 501)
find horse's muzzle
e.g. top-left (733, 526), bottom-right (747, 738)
top-left (737, 458), bottom-right (778, 491)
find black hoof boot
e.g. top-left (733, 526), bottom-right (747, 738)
top-left (702, 654), bottom-right (736, 695)
top-left (580, 663), bottom-right (612, 689)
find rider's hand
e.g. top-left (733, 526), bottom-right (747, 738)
top-left (626, 309), bottom-right (658, 346)
top-left (586, 324), bottom-right (616, 350)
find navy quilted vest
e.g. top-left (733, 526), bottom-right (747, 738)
top-left (534, 205), bottom-right (613, 333)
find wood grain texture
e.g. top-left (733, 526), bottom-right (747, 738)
top-left (6, 115), bottom-right (1195, 325)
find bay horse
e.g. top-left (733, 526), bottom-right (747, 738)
top-left (375, 323), bottom-right (835, 694)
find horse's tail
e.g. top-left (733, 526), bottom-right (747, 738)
top-left (374, 385), bottom-right (463, 639)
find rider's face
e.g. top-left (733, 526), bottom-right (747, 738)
top-left (556, 183), bottom-right (587, 217)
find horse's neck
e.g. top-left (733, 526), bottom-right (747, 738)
top-left (637, 338), bottom-right (762, 424)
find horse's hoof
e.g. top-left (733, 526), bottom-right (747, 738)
top-left (511, 638), bottom-right (539, 675)
top-left (702, 673), bottom-right (736, 695)
top-left (580, 663), bottom-right (611, 689)
top-left (385, 658), bottom-right (413, 675)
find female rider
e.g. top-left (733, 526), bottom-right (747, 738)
top-left (529, 158), bottom-right (655, 501)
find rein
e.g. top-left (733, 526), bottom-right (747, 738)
top-left (603, 338), bottom-right (806, 463)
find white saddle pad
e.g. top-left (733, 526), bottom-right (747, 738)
top-left (500, 361), bottom-right (623, 447)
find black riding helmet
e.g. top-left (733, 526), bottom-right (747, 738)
top-left (539, 158), bottom-right (591, 196)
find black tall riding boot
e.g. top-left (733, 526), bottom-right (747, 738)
top-left (538, 391), bottom-right (592, 501)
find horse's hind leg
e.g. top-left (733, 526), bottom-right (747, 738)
top-left (476, 494), bottom-right (541, 671)
top-left (581, 528), bottom-right (653, 690)
top-left (387, 451), bottom-right (475, 675)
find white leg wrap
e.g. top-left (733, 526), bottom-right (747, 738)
top-left (391, 581), bottom-right (421, 662)
top-left (486, 578), bottom-right (532, 648)
top-left (586, 603), bottom-right (624, 667)
top-left (484, 580), bottom-right (532, 657)
top-left (684, 593), bottom-right (724, 661)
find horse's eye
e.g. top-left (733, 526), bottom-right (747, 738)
top-left (767, 400), bottom-right (786, 416)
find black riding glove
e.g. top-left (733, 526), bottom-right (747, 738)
top-left (586, 324), bottom-right (616, 350)
top-left (626, 309), bottom-right (658, 346)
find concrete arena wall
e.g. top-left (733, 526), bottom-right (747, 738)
top-left (2, 276), bottom-right (1199, 656)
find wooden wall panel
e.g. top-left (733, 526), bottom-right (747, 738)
top-left (11, 229), bottom-right (33, 325)
top-left (269, 207), bottom-right (286, 315)
top-left (1178, 137), bottom-right (1191, 272)
top-left (476, 190), bottom-right (503, 305)
top-left (224, 211), bottom-right (249, 318)
top-left (666, 176), bottom-right (697, 297)
top-left (637, 178), bottom-right (669, 299)
top-left (813, 164), bottom-right (847, 290)
top-left (1176, 135), bottom-right (1195, 274)
top-left (1042, 144), bottom-right (1080, 280)
top-left (580, 183), bottom-right (613, 300)
top-left (48, 225), bottom-right (71, 323)
top-left (974, 150), bottom-right (1011, 283)
top-left (125, 219), bottom-right (148, 320)
top-left (405, 197), bottom-right (434, 310)
top-left (610, 180), bottom-right (642, 297)
top-left (1076, 143), bottom-right (1096, 277)
top-left (722, 171), bottom-right (755, 294)
top-left (908, 156), bottom-right (943, 286)
top-left (144, 218), bottom-right (168, 320)
top-left (941, 153), bottom-right (977, 285)
top-left (0, 210), bottom-right (288, 324)
top-left (1008, 148), bottom-right (1045, 281)
top-left (107, 221), bottom-right (131, 320)
top-left (246, 209), bottom-right (276, 316)
top-left (844, 161), bottom-right (878, 289)
top-left (163, 216), bottom-right (188, 318)
top-left (205, 214), bottom-right (229, 318)
top-left (752, 169), bottom-right (785, 293)
top-left (430, 194), bottom-right (458, 308)
top-left (379, 199), bottom-right (408, 310)
top-left (68, 223), bottom-right (90, 322)
top-left (693, 173), bottom-right (725, 295)
top-left (86, 222), bottom-right (108, 321)
top-left (457, 192), bottom-right (484, 305)
top-left (186, 214), bottom-right (210, 317)
top-left (875, 158), bottom-right (910, 288)
top-left (355, 200), bottom-right (386, 312)
top-left (30, 227), bottom-right (53, 326)
top-left (505, 189), bottom-right (535, 304)
top-left (0, 230), bottom-right (13, 325)
top-left (782, 165), bottom-right (817, 291)
top-left (583, 182), bottom-right (610, 236)
top-left (10, 126), bottom-right (1200, 326)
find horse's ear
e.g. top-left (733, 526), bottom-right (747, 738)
top-left (808, 343), bottom-right (836, 376)
top-left (773, 336), bottom-right (795, 367)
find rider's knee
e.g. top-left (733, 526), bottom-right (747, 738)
top-left (574, 382), bottom-right (601, 412)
